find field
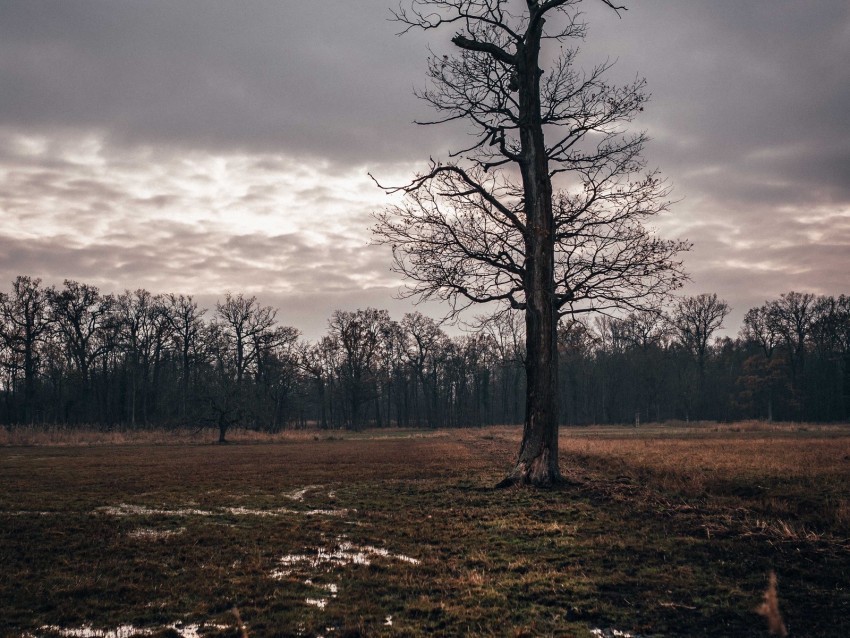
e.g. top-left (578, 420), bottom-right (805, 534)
top-left (2, 423), bottom-right (849, 637)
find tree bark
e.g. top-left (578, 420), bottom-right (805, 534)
top-left (498, 20), bottom-right (562, 487)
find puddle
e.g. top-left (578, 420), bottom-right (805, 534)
top-left (97, 503), bottom-right (348, 518)
top-left (306, 580), bottom-right (339, 595)
top-left (33, 622), bottom-right (228, 638)
top-left (591, 629), bottom-right (643, 638)
top-left (284, 485), bottom-right (324, 501)
top-left (127, 527), bottom-right (185, 540)
top-left (97, 505), bottom-right (212, 517)
top-left (273, 538), bottom-right (418, 621)
top-left (384, 616), bottom-right (393, 626)
top-left (272, 539), bottom-right (419, 578)
top-left (35, 626), bottom-right (152, 638)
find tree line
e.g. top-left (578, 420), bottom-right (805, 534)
top-left (0, 276), bottom-right (847, 436)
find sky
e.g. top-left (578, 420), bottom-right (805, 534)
top-left (0, 0), bottom-right (848, 340)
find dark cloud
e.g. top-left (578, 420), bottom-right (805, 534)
top-left (0, 0), bottom-right (451, 165)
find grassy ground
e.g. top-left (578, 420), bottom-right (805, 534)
top-left (1, 423), bottom-right (849, 637)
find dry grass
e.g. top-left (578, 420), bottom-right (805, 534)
top-left (2, 423), bottom-right (849, 636)
top-left (0, 424), bottom-right (447, 447)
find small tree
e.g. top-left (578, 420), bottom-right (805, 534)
top-left (373, 0), bottom-right (687, 485)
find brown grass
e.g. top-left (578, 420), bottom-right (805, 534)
top-left (0, 423), bottom-right (447, 447)
top-left (2, 422), bottom-right (849, 636)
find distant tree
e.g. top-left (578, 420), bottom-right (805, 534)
top-left (742, 305), bottom-right (781, 360)
top-left (375, 318), bottom-right (407, 427)
top-left (199, 320), bottom-right (242, 442)
top-left (298, 336), bottom-right (340, 429)
top-left (803, 295), bottom-right (850, 420)
top-left (252, 325), bottom-right (300, 429)
top-left (166, 294), bottom-right (207, 420)
top-left (216, 293), bottom-right (278, 388)
top-left (669, 293), bottom-right (730, 419)
top-left (0, 276), bottom-right (53, 423)
top-left (116, 289), bottom-right (171, 426)
top-left (47, 280), bottom-right (116, 422)
top-left (374, 0), bottom-right (687, 485)
top-left (619, 311), bottom-right (671, 422)
top-left (740, 295), bottom-right (819, 421)
top-left (766, 292), bottom-right (816, 417)
top-left (206, 294), bottom-right (281, 440)
top-left (328, 308), bottom-right (389, 429)
top-left (480, 310), bottom-right (526, 425)
top-left (401, 312), bottom-right (449, 427)
top-left (670, 294), bottom-right (730, 375)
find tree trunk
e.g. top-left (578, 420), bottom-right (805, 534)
top-left (317, 379), bottom-right (328, 429)
top-left (498, 25), bottom-right (562, 487)
top-left (24, 343), bottom-right (35, 424)
top-left (218, 415), bottom-right (228, 443)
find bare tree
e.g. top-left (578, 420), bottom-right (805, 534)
top-left (766, 291), bottom-right (816, 416)
top-left (328, 308), bottom-right (390, 429)
top-left (216, 293), bottom-right (278, 387)
top-left (116, 289), bottom-right (171, 426)
top-left (402, 312), bottom-right (450, 427)
top-left (669, 293), bottom-right (729, 419)
top-left (670, 293), bottom-right (730, 374)
top-left (768, 291), bottom-right (816, 373)
top-left (298, 336), bottom-right (340, 429)
top-left (167, 294), bottom-right (207, 420)
top-left (0, 276), bottom-right (53, 423)
top-left (742, 305), bottom-right (781, 360)
top-left (208, 293), bottom-right (279, 441)
top-left (48, 280), bottom-right (116, 422)
top-left (373, 0), bottom-right (687, 485)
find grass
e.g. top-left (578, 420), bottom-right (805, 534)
top-left (1, 423), bottom-right (849, 637)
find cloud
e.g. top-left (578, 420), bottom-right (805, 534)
top-left (0, 0), bottom-right (456, 165)
top-left (0, 0), bottom-right (847, 339)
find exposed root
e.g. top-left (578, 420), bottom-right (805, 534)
top-left (495, 458), bottom-right (564, 489)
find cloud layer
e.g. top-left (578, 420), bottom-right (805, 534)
top-left (0, 0), bottom-right (848, 337)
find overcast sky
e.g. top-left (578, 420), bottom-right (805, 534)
top-left (1, 0), bottom-right (848, 339)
